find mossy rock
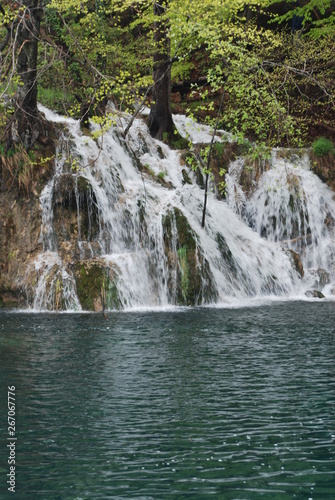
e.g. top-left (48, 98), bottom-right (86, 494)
top-left (162, 207), bottom-right (217, 305)
top-left (0, 291), bottom-right (24, 309)
top-left (163, 207), bottom-right (197, 252)
top-left (215, 232), bottom-right (253, 292)
top-left (183, 141), bottom-right (237, 199)
top-left (74, 261), bottom-right (121, 311)
top-left (209, 141), bottom-right (238, 199)
top-left (162, 131), bottom-right (189, 150)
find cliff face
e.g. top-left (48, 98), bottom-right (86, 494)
top-left (0, 190), bottom-right (42, 308)
top-left (312, 153), bottom-right (335, 193)
top-left (0, 113), bottom-right (56, 308)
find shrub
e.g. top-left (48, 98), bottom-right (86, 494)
top-left (312, 137), bottom-right (335, 157)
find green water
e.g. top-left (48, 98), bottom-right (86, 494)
top-left (0, 302), bottom-right (335, 499)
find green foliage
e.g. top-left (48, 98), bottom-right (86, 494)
top-left (1, 0), bottom-right (334, 153)
top-left (171, 61), bottom-right (195, 82)
top-left (312, 137), bottom-right (335, 157)
top-left (214, 142), bottom-right (225, 156)
top-left (269, 0), bottom-right (335, 39)
top-left (157, 170), bottom-right (167, 180)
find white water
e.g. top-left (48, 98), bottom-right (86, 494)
top-left (226, 151), bottom-right (335, 292)
top-left (28, 106), bottom-right (335, 310)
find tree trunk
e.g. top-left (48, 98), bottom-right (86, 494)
top-left (148, 0), bottom-right (175, 140)
top-left (14, 1), bottom-right (42, 149)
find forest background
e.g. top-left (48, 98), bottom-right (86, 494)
top-left (0, 0), bottom-right (334, 188)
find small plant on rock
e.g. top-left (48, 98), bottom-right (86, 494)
top-left (312, 137), bottom-right (334, 157)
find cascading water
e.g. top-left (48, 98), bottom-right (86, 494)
top-left (226, 150), bottom-right (335, 294)
top-left (31, 135), bottom-right (82, 311)
top-left (28, 106), bottom-right (335, 311)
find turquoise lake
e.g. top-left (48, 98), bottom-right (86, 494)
top-left (0, 301), bottom-right (335, 499)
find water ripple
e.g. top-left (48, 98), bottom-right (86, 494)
top-left (0, 302), bottom-right (334, 498)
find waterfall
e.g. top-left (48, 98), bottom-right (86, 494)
top-left (27, 106), bottom-right (335, 310)
top-left (226, 150), bottom-right (335, 294)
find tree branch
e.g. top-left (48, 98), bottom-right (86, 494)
top-left (202, 87), bottom-right (225, 228)
top-left (0, 29), bottom-right (10, 52)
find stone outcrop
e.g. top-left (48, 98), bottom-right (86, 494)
top-left (162, 207), bottom-right (217, 306)
top-left (0, 190), bottom-right (42, 308)
top-left (305, 290), bottom-right (325, 299)
top-left (311, 152), bottom-right (335, 192)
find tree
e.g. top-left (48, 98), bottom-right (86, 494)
top-left (1, 0), bottom-right (334, 154)
top-left (15, 1), bottom-right (43, 148)
top-left (1, 1), bottom-right (43, 149)
top-left (148, 0), bottom-right (175, 140)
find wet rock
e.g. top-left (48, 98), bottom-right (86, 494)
top-left (0, 189), bottom-right (42, 308)
top-left (0, 291), bottom-right (22, 309)
top-left (311, 151), bottom-right (335, 192)
top-left (53, 175), bottom-right (100, 249)
top-left (287, 250), bottom-right (304, 278)
top-left (162, 207), bottom-right (217, 305)
top-left (305, 290), bottom-right (325, 299)
top-left (181, 169), bottom-right (192, 185)
top-left (309, 268), bottom-right (331, 289)
top-left (74, 260), bottom-right (121, 311)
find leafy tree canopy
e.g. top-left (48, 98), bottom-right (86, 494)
top-left (0, 0), bottom-right (334, 150)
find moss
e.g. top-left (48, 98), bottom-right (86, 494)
top-left (162, 131), bottom-right (189, 150)
top-left (157, 170), bottom-right (167, 180)
top-left (312, 137), bottom-right (334, 157)
top-left (75, 263), bottom-right (106, 310)
top-left (174, 208), bottom-right (197, 250)
top-left (311, 150), bottom-right (335, 192)
top-left (177, 247), bottom-right (189, 302)
top-left (214, 141), bottom-right (225, 156)
top-left (105, 281), bottom-right (121, 310)
top-left (216, 232), bottom-right (247, 290)
top-left (75, 262), bottom-right (121, 311)
top-left (141, 163), bottom-right (173, 188)
top-left (76, 176), bottom-right (91, 192)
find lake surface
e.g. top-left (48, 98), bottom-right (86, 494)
top-left (0, 302), bottom-right (335, 499)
